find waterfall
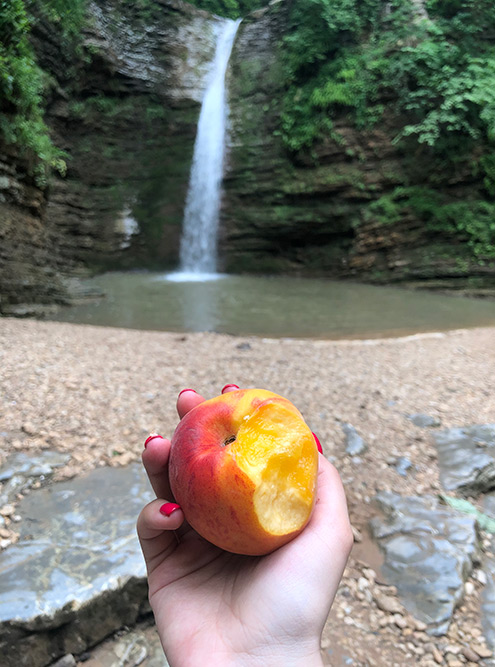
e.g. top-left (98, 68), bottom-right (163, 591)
top-left (177, 18), bottom-right (241, 279)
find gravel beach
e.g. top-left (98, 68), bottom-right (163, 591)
top-left (1, 318), bottom-right (495, 665)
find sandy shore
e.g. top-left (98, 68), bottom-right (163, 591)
top-left (1, 318), bottom-right (495, 664)
top-left (1, 318), bottom-right (494, 475)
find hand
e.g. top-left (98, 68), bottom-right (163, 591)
top-left (137, 387), bottom-right (353, 667)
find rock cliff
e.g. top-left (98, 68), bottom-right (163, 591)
top-left (222, 1), bottom-right (494, 293)
top-left (1, 0), bottom-right (494, 315)
top-left (0, 0), bottom-right (222, 314)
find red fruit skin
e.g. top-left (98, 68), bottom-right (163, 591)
top-left (168, 393), bottom-right (303, 556)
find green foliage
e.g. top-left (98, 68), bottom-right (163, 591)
top-left (479, 153), bottom-right (495, 197)
top-left (29, 0), bottom-right (87, 42)
top-left (369, 186), bottom-right (495, 260)
top-left (280, 0), bottom-right (495, 156)
top-left (440, 494), bottom-right (495, 533)
top-left (0, 1), bottom-right (86, 182)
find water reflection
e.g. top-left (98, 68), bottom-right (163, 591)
top-left (49, 272), bottom-right (495, 340)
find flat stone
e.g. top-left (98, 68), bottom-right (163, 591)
top-left (0, 463), bottom-right (153, 667)
top-left (481, 494), bottom-right (495, 651)
top-left (407, 413), bottom-right (441, 428)
top-left (342, 423), bottom-right (367, 456)
top-left (484, 493), bottom-right (495, 518)
top-left (432, 425), bottom-right (495, 496)
top-left (0, 450), bottom-right (70, 506)
top-left (370, 492), bottom-right (479, 636)
top-left (81, 621), bottom-right (169, 667)
top-left (481, 555), bottom-right (495, 651)
top-left (394, 456), bottom-right (413, 477)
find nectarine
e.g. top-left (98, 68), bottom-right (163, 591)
top-left (169, 388), bottom-right (318, 555)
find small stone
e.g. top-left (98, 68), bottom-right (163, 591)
top-left (351, 524), bottom-right (363, 542)
top-left (471, 644), bottom-right (492, 658)
top-left (357, 576), bottom-right (369, 589)
top-left (22, 422), bottom-right (38, 436)
top-left (342, 423), bottom-right (367, 456)
top-left (432, 647), bottom-right (444, 663)
top-left (51, 655), bottom-right (77, 667)
top-left (445, 643), bottom-right (460, 654)
top-left (0, 505), bottom-right (14, 517)
top-left (461, 646), bottom-right (480, 662)
top-left (394, 614), bottom-right (407, 629)
top-left (414, 619), bottom-right (428, 631)
top-left (407, 414), bottom-right (441, 428)
top-left (473, 570), bottom-right (487, 585)
top-left (363, 567), bottom-right (376, 583)
top-left (464, 581), bottom-right (475, 596)
top-left (445, 658), bottom-right (462, 667)
top-left (373, 591), bottom-right (404, 614)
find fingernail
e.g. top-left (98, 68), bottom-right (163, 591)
top-left (160, 502), bottom-right (181, 517)
top-left (144, 434), bottom-right (164, 448)
top-left (221, 384), bottom-right (239, 393)
top-left (312, 432), bottom-right (323, 454)
top-left (178, 388), bottom-right (196, 398)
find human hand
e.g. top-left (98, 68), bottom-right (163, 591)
top-left (137, 386), bottom-right (353, 667)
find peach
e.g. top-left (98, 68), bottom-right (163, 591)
top-left (168, 388), bottom-right (318, 555)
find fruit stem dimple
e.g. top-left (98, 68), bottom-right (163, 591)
top-left (223, 435), bottom-right (236, 447)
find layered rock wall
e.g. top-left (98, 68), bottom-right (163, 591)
top-left (1, 0), bottom-right (494, 314)
top-left (222, 3), bottom-right (494, 292)
top-left (0, 0), bottom-right (221, 314)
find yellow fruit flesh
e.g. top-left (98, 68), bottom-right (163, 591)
top-left (230, 402), bottom-right (317, 535)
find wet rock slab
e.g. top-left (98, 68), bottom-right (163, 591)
top-left (370, 491), bottom-right (479, 635)
top-left (0, 463), bottom-right (153, 667)
top-left (482, 494), bottom-right (495, 650)
top-left (433, 424), bottom-right (495, 495)
top-left (82, 620), bottom-right (170, 667)
top-left (0, 450), bottom-right (70, 506)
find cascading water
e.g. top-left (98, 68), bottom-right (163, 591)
top-left (175, 18), bottom-right (241, 280)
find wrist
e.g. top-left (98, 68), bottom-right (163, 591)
top-left (166, 637), bottom-right (323, 667)
top-left (209, 640), bottom-right (324, 667)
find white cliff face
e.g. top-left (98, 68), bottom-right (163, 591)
top-left (85, 0), bottom-right (220, 103)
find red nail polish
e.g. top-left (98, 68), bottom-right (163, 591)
top-left (144, 434), bottom-right (164, 448)
top-left (312, 432), bottom-right (323, 454)
top-left (178, 388), bottom-right (196, 398)
top-left (160, 503), bottom-right (181, 517)
top-left (221, 384), bottom-right (240, 393)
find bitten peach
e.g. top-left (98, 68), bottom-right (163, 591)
top-left (168, 388), bottom-right (318, 555)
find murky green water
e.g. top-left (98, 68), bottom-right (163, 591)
top-left (49, 272), bottom-right (495, 339)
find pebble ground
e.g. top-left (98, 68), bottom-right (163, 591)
top-left (1, 318), bottom-right (494, 666)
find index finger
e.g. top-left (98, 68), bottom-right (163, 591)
top-left (142, 435), bottom-right (173, 500)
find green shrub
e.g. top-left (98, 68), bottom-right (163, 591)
top-left (369, 186), bottom-right (495, 260)
top-left (280, 0), bottom-right (495, 156)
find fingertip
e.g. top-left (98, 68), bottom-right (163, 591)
top-left (177, 388), bottom-right (205, 419)
top-left (142, 434), bottom-right (171, 461)
top-left (221, 384), bottom-right (240, 394)
top-left (144, 433), bottom-right (165, 449)
top-left (137, 499), bottom-right (185, 540)
top-left (159, 502), bottom-right (181, 517)
top-left (312, 432), bottom-right (323, 454)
